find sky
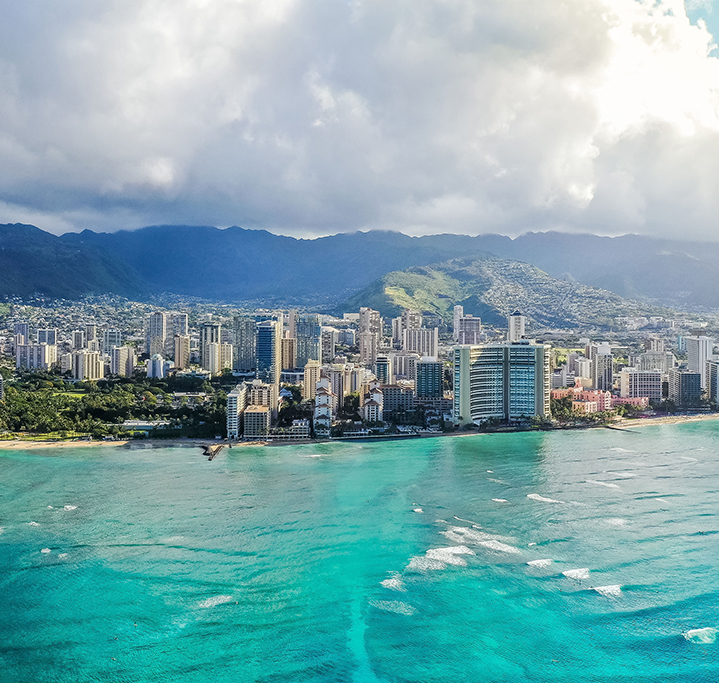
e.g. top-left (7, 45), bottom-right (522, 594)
top-left (1, 0), bottom-right (719, 240)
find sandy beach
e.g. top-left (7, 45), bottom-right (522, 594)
top-left (2, 412), bottom-right (718, 451)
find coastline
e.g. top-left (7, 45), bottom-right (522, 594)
top-left (2, 412), bottom-right (718, 451)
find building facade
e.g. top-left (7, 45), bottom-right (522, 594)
top-left (453, 341), bottom-right (551, 426)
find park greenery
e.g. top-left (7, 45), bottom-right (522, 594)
top-left (0, 369), bottom-right (227, 440)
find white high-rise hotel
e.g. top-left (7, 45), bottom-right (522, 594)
top-left (453, 340), bottom-right (551, 425)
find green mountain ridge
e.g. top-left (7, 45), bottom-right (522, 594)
top-left (340, 256), bottom-right (675, 328)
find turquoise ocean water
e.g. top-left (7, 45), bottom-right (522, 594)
top-left (1, 423), bottom-right (718, 682)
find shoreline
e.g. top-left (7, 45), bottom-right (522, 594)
top-left (2, 412), bottom-right (718, 451)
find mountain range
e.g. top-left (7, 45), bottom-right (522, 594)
top-left (2, 222), bottom-right (719, 317)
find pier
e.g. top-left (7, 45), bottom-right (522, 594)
top-left (203, 444), bottom-right (225, 460)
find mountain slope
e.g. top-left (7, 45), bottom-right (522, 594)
top-left (0, 224), bottom-right (149, 299)
top-left (60, 226), bottom-right (493, 303)
top-left (340, 256), bottom-right (674, 328)
top-left (3, 222), bottom-right (719, 310)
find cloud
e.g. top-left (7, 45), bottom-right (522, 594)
top-left (0, 0), bottom-right (718, 239)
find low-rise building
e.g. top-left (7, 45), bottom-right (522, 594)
top-left (243, 405), bottom-right (270, 439)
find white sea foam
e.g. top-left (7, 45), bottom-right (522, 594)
top-left (527, 494), bottom-right (562, 504)
top-left (406, 556), bottom-right (447, 571)
top-left (593, 584), bottom-right (622, 597)
top-left (197, 595), bottom-right (234, 609)
top-left (28, 521), bottom-right (40, 527)
top-left (370, 600), bottom-right (416, 616)
top-left (487, 478), bottom-right (508, 485)
top-left (0, 527), bottom-right (4, 535)
top-left (426, 546), bottom-right (475, 566)
top-left (681, 456), bottom-right (699, 462)
top-left (585, 480), bottom-right (621, 490)
top-left (609, 448), bottom-right (635, 453)
top-left (527, 559), bottom-right (553, 568)
top-left (563, 568), bottom-right (590, 580)
top-left (442, 526), bottom-right (491, 545)
top-left (63, 505), bottom-right (78, 511)
top-left (47, 505), bottom-right (54, 509)
top-left (683, 627), bottom-right (718, 644)
top-left (606, 518), bottom-right (628, 527)
top-left (413, 508), bottom-right (423, 513)
top-left (477, 539), bottom-right (521, 554)
top-left (58, 553), bottom-right (68, 559)
top-left (453, 516), bottom-right (481, 526)
top-left (486, 470), bottom-right (494, 473)
top-left (492, 498), bottom-right (508, 503)
top-left (40, 548), bottom-right (51, 554)
top-left (381, 575), bottom-right (405, 591)
top-left (528, 542), bottom-right (537, 546)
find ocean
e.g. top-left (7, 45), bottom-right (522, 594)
top-left (1, 423), bottom-right (718, 682)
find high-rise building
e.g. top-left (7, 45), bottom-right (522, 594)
top-left (707, 360), bottom-right (719, 404)
top-left (103, 329), bottom-right (122, 354)
top-left (286, 310), bottom-right (298, 339)
top-left (619, 369), bottom-right (662, 401)
top-left (668, 369), bottom-right (701, 407)
top-left (359, 308), bottom-right (382, 365)
top-left (85, 324), bottom-right (97, 345)
top-left (13, 322), bottom-right (30, 343)
top-left (686, 336), bottom-right (714, 389)
top-left (246, 379), bottom-right (279, 421)
top-left (110, 346), bottom-right (136, 377)
top-left (389, 351), bottom-right (421, 381)
top-left (593, 349), bottom-right (614, 391)
top-left (281, 337), bottom-right (297, 370)
top-left (416, 357), bottom-right (443, 398)
top-left (453, 341), bottom-right (551, 426)
top-left (359, 331), bottom-right (379, 366)
top-left (60, 353), bottom-right (73, 374)
top-left (456, 315), bottom-right (482, 345)
top-left (402, 327), bottom-right (438, 358)
top-left (146, 313), bottom-right (167, 356)
top-left (203, 343), bottom-right (231, 375)
top-left (233, 316), bottom-right (256, 372)
top-left (453, 306), bottom-right (464, 342)
top-left (401, 309), bottom-right (422, 333)
top-left (200, 322), bottom-right (222, 370)
top-left (374, 355), bottom-right (393, 385)
top-left (359, 307), bottom-right (382, 336)
top-left (226, 384), bottom-right (249, 439)
top-left (72, 330), bottom-right (86, 350)
top-left (321, 327), bottom-right (337, 364)
top-left (256, 320), bottom-right (282, 386)
top-left (16, 344), bottom-right (57, 370)
top-left (507, 311), bottom-right (526, 342)
top-left (174, 335), bottom-right (191, 370)
top-left (220, 343), bottom-right (233, 372)
top-left (337, 329), bottom-right (356, 347)
top-left (313, 378), bottom-right (335, 435)
top-left (166, 313), bottom-right (189, 357)
top-left (37, 328), bottom-right (57, 345)
top-left (303, 360), bottom-right (321, 400)
top-left (147, 354), bottom-right (165, 379)
top-left (296, 315), bottom-right (322, 367)
top-left (72, 350), bottom-right (102, 380)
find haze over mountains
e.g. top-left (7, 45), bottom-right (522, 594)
top-left (2, 223), bottom-right (719, 316)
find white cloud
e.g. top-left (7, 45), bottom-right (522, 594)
top-left (0, 0), bottom-right (719, 239)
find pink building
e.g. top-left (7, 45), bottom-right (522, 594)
top-left (612, 396), bottom-right (650, 408)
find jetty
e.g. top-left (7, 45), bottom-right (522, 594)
top-left (203, 444), bottom-right (225, 460)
